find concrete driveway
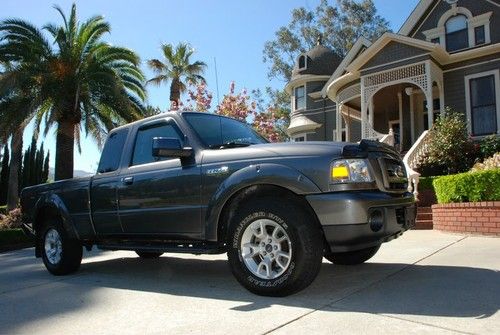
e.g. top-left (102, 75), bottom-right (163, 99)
top-left (0, 230), bottom-right (499, 335)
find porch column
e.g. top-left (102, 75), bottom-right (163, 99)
top-left (405, 87), bottom-right (415, 143)
top-left (368, 99), bottom-right (374, 128)
top-left (335, 103), bottom-right (342, 141)
top-left (426, 61), bottom-right (434, 129)
top-left (361, 84), bottom-right (367, 139)
top-left (439, 83), bottom-right (445, 114)
top-left (398, 92), bottom-right (403, 148)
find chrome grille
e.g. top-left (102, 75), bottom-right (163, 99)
top-left (379, 158), bottom-right (408, 192)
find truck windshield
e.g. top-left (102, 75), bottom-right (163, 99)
top-left (183, 113), bottom-right (268, 149)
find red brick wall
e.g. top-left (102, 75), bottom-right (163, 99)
top-left (432, 202), bottom-right (500, 236)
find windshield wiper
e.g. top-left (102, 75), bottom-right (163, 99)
top-left (209, 142), bottom-right (255, 149)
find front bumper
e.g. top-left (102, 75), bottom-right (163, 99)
top-left (306, 191), bottom-right (416, 252)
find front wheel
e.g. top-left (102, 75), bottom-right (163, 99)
top-left (41, 221), bottom-right (83, 275)
top-left (227, 197), bottom-right (323, 297)
top-left (324, 245), bottom-right (381, 265)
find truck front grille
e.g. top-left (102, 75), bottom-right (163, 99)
top-left (379, 158), bottom-right (408, 193)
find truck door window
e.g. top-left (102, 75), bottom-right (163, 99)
top-left (97, 128), bottom-right (129, 173)
top-left (131, 123), bottom-right (182, 166)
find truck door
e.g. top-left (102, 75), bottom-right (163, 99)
top-left (117, 119), bottom-right (202, 238)
top-left (90, 128), bottom-right (129, 235)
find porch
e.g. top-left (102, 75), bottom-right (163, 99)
top-left (334, 60), bottom-right (444, 152)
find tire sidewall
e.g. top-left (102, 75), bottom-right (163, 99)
top-left (40, 220), bottom-right (81, 275)
top-left (227, 199), bottom-right (321, 295)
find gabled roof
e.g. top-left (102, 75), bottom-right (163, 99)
top-left (345, 33), bottom-right (448, 74)
top-left (398, 0), bottom-right (435, 36)
top-left (321, 36), bottom-right (372, 97)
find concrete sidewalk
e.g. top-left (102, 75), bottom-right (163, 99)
top-left (0, 231), bottom-right (498, 334)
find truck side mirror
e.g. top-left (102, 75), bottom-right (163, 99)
top-left (152, 137), bottom-right (193, 158)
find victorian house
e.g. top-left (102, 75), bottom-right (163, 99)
top-left (286, 0), bottom-right (500, 154)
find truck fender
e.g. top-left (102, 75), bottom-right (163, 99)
top-left (34, 193), bottom-right (80, 241)
top-left (204, 163), bottom-right (321, 241)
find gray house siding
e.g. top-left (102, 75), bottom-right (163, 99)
top-left (305, 81), bottom-right (327, 110)
top-left (360, 42), bottom-right (428, 70)
top-left (443, 57), bottom-right (500, 114)
top-left (413, 0), bottom-right (500, 44)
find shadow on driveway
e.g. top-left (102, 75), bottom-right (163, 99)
top-left (2, 252), bottom-right (498, 332)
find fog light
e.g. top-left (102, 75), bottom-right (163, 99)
top-left (369, 209), bottom-right (384, 232)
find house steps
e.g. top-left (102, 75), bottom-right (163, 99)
top-left (414, 206), bottom-right (433, 230)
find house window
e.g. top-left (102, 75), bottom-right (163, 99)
top-left (475, 26), bottom-right (485, 45)
top-left (431, 37), bottom-right (440, 44)
top-left (294, 86), bottom-right (305, 111)
top-left (293, 134), bottom-right (306, 142)
top-left (445, 15), bottom-right (468, 52)
top-left (298, 55), bottom-right (306, 69)
top-left (469, 75), bottom-right (497, 136)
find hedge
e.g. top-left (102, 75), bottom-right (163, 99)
top-left (433, 169), bottom-right (500, 204)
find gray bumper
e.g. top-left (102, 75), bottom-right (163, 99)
top-left (306, 191), bottom-right (416, 252)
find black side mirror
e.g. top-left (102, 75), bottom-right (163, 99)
top-left (152, 137), bottom-right (193, 158)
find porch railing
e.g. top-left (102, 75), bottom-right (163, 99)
top-left (403, 130), bottom-right (431, 200)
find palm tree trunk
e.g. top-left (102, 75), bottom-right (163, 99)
top-left (55, 120), bottom-right (75, 181)
top-left (170, 79), bottom-right (181, 109)
top-left (6, 126), bottom-right (23, 211)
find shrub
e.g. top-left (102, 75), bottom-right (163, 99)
top-left (471, 153), bottom-right (500, 172)
top-left (479, 135), bottom-right (500, 159)
top-left (417, 109), bottom-right (478, 176)
top-left (433, 169), bottom-right (500, 203)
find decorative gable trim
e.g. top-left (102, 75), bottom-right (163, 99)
top-left (399, 0), bottom-right (435, 36)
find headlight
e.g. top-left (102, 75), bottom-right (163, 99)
top-left (331, 159), bottom-right (373, 183)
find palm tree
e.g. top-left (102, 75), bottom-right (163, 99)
top-left (0, 4), bottom-right (146, 181)
top-left (147, 43), bottom-right (206, 109)
top-left (0, 62), bottom-right (40, 210)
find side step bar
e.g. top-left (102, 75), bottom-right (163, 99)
top-left (96, 241), bottom-right (226, 255)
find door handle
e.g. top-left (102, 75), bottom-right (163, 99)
top-left (122, 177), bottom-right (134, 185)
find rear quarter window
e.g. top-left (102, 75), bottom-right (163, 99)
top-left (97, 128), bottom-right (129, 173)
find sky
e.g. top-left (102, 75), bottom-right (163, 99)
top-left (2, 0), bottom-right (420, 173)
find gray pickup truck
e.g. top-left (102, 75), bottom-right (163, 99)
top-left (21, 111), bottom-right (415, 296)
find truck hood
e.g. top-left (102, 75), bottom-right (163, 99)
top-left (253, 141), bottom-right (349, 157)
top-left (201, 141), bottom-right (352, 165)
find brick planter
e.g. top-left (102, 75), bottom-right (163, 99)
top-left (432, 202), bottom-right (500, 236)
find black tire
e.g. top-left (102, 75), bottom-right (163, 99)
top-left (227, 196), bottom-right (324, 297)
top-left (135, 251), bottom-right (163, 259)
top-left (324, 245), bottom-right (381, 265)
top-left (41, 220), bottom-right (83, 276)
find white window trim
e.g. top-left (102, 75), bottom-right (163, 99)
top-left (422, 7), bottom-right (492, 50)
top-left (464, 69), bottom-right (500, 137)
top-left (291, 133), bottom-right (307, 142)
top-left (293, 84), bottom-right (306, 111)
top-left (298, 54), bottom-right (307, 70)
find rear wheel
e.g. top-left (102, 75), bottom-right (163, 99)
top-left (324, 245), bottom-right (380, 265)
top-left (41, 220), bottom-right (82, 275)
top-left (227, 197), bottom-right (323, 297)
top-left (135, 251), bottom-right (163, 259)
